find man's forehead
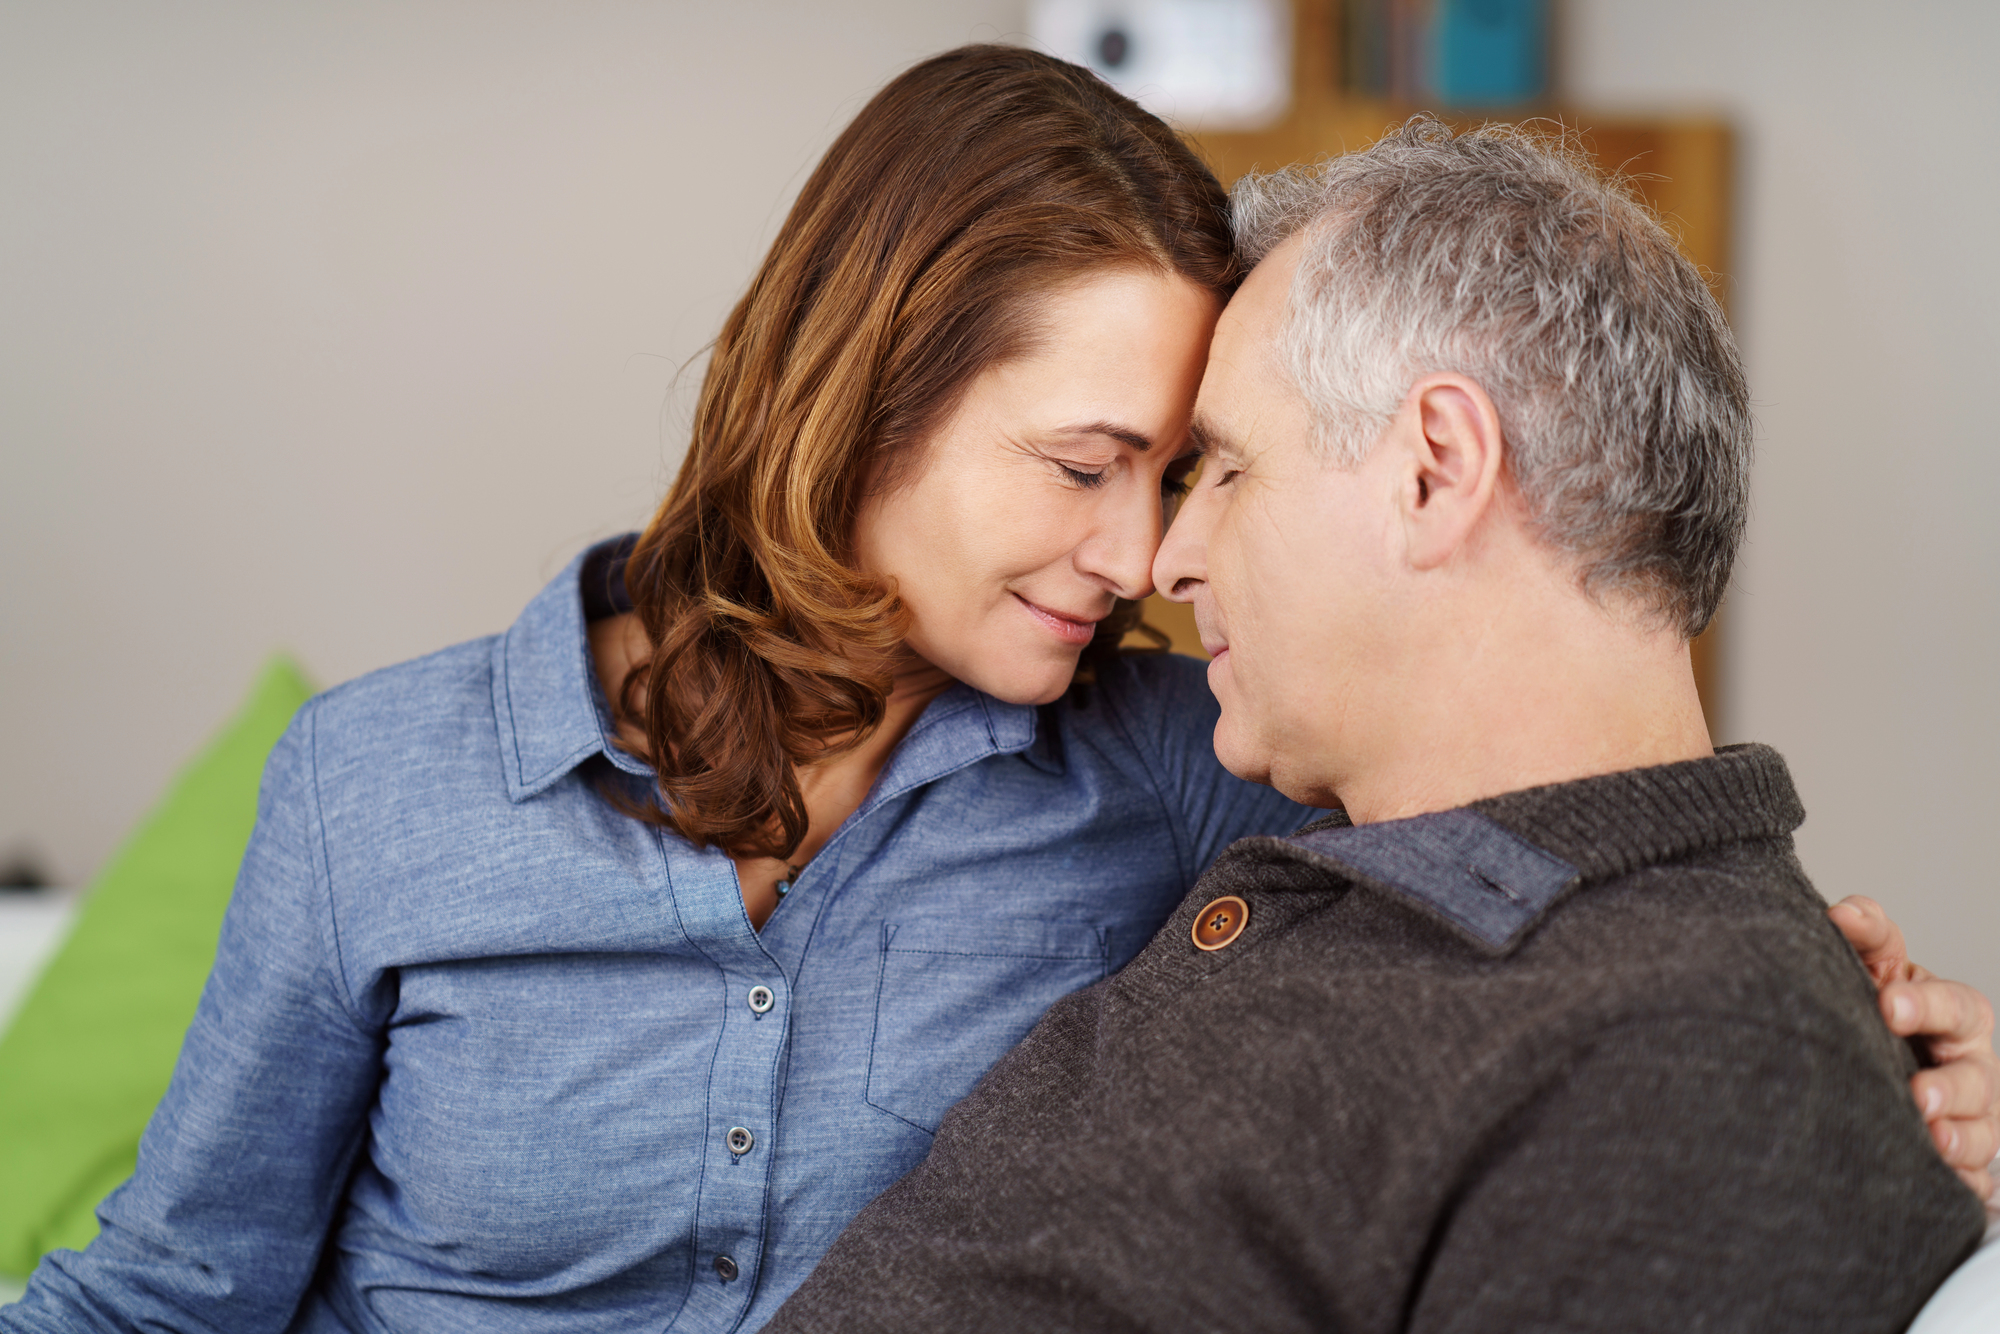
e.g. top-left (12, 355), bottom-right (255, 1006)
top-left (1210, 235), bottom-right (1303, 378)
top-left (1221, 235), bottom-right (1301, 336)
top-left (1196, 233), bottom-right (1308, 454)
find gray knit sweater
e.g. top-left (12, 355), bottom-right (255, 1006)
top-left (768, 745), bottom-right (1984, 1333)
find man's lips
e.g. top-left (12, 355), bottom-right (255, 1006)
top-left (1015, 594), bottom-right (1106, 647)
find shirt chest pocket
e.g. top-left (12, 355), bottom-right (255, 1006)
top-left (866, 918), bottom-right (1111, 1134)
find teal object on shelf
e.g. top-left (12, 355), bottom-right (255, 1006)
top-left (1431, 0), bottom-right (1546, 107)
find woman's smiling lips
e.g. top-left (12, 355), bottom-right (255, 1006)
top-left (1014, 593), bottom-right (1104, 646)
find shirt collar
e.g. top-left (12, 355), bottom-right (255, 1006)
top-left (491, 535), bottom-right (1040, 805)
top-left (860, 684), bottom-right (1037, 812)
top-left (491, 538), bottom-right (643, 802)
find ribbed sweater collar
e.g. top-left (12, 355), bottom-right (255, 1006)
top-left (1295, 744), bottom-right (1802, 881)
top-left (1467, 743), bottom-right (1804, 883)
top-left (1260, 745), bottom-right (1804, 955)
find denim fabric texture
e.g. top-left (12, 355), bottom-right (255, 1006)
top-left (1, 538), bottom-right (1308, 1334)
top-left (1288, 809), bottom-right (1582, 951)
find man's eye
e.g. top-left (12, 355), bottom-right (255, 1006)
top-left (1059, 464), bottom-right (1108, 489)
top-left (1213, 468), bottom-right (1242, 487)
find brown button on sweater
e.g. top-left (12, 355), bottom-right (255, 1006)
top-left (769, 745), bottom-right (1985, 1333)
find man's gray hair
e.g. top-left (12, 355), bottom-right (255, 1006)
top-left (1232, 116), bottom-right (1750, 637)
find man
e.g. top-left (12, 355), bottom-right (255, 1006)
top-left (766, 119), bottom-right (1990, 1331)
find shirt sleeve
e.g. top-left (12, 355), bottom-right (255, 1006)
top-left (1104, 654), bottom-right (1315, 881)
top-left (1408, 1015), bottom-right (1985, 1333)
top-left (2, 703), bottom-right (386, 1334)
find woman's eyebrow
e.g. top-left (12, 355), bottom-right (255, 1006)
top-left (1055, 421), bottom-right (1153, 452)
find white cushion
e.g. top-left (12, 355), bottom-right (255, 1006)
top-left (0, 892), bottom-right (78, 1034)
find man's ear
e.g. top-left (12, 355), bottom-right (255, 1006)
top-left (1394, 373), bottom-right (1507, 571)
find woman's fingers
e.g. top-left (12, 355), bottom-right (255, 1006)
top-left (1894, 976), bottom-right (2000, 1196)
top-left (1883, 977), bottom-right (1996, 1054)
top-left (1824, 897), bottom-right (2000, 1193)
top-left (1829, 895), bottom-right (1909, 986)
top-left (1912, 1054), bottom-right (2000, 1124)
top-left (1931, 1112), bottom-right (2000, 1190)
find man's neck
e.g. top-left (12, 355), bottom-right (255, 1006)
top-left (1318, 592), bottom-right (1714, 826)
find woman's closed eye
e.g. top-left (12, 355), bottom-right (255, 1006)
top-left (1053, 452), bottom-right (1195, 495)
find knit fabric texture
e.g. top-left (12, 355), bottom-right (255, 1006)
top-left (769, 744), bottom-right (1985, 1333)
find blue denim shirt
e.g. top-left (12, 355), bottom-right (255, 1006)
top-left (4, 539), bottom-right (1308, 1334)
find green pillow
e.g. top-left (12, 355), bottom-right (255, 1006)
top-left (0, 656), bottom-right (314, 1278)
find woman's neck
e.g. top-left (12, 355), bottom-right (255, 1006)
top-left (587, 610), bottom-right (956, 928)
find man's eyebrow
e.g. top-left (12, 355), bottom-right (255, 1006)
top-left (1186, 416), bottom-right (1228, 459)
top-left (1054, 421), bottom-right (1154, 452)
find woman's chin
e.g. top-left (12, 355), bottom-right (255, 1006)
top-left (960, 653), bottom-right (1085, 707)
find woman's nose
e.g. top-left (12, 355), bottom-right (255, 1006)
top-left (1076, 484), bottom-right (1164, 601)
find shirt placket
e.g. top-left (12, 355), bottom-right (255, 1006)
top-left (659, 690), bottom-right (1037, 1331)
top-left (663, 855), bottom-right (794, 1332)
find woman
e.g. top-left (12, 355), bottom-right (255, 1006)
top-left (4, 44), bottom-right (1989, 1334)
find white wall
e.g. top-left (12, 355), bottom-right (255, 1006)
top-left (0, 1), bottom-right (1022, 886)
top-left (1564, 1), bottom-right (2000, 1000)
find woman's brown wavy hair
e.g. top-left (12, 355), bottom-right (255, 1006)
top-left (615, 44), bottom-right (1239, 859)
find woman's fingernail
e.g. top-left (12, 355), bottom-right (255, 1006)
top-left (1892, 994), bottom-right (1917, 1027)
top-left (1946, 1126), bottom-right (1960, 1156)
top-left (1924, 1086), bottom-right (1944, 1117)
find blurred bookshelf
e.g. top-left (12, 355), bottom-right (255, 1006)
top-left (1130, 0), bottom-right (1731, 729)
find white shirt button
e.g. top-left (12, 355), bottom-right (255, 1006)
top-left (726, 1126), bottom-right (755, 1155)
top-left (747, 985), bottom-right (775, 1014)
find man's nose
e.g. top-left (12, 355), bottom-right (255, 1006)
top-left (1152, 486), bottom-right (1207, 603)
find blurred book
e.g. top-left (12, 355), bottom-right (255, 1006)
top-left (1343, 0), bottom-right (1547, 107)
